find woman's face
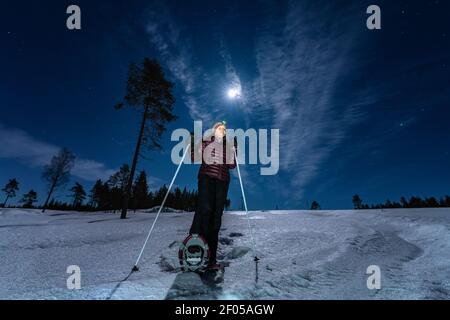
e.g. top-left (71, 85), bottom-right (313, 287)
top-left (214, 125), bottom-right (226, 140)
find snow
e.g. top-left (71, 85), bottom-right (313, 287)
top-left (1, 207), bottom-right (450, 300)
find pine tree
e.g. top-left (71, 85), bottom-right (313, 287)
top-left (147, 191), bottom-right (154, 209)
top-left (108, 164), bottom-right (130, 191)
top-left (445, 195), bottom-right (450, 207)
top-left (154, 185), bottom-right (168, 208)
top-left (409, 196), bottom-right (424, 208)
top-left (109, 187), bottom-right (123, 211)
top-left (90, 180), bottom-right (104, 209)
top-left (400, 196), bottom-right (408, 208)
top-left (115, 58), bottom-right (177, 219)
top-left (132, 170), bottom-right (149, 210)
top-left (425, 197), bottom-right (439, 207)
top-left (310, 201), bottom-right (321, 210)
top-left (90, 180), bottom-right (111, 211)
top-left (70, 182), bottom-right (86, 208)
top-left (173, 187), bottom-right (182, 210)
top-left (107, 165), bottom-right (131, 211)
top-left (21, 190), bottom-right (38, 208)
top-left (352, 194), bottom-right (363, 209)
top-left (2, 178), bottom-right (19, 207)
top-left (385, 199), bottom-right (393, 208)
top-left (181, 187), bottom-right (189, 210)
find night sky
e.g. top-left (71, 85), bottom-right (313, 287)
top-left (1, 0), bottom-right (449, 209)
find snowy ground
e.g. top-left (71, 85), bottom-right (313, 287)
top-left (1, 207), bottom-right (450, 300)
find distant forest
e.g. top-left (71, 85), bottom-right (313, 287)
top-left (0, 165), bottom-right (230, 212)
top-left (350, 194), bottom-right (450, 210)
top-left (2, 173), bottom-right (449, 213)
top-left (309, 194), bottom-right (450, 211)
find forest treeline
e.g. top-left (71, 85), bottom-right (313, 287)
top-left (1, 164), bottom-right (230, 212)
top-left (309, 194), bottom-right (450, 211)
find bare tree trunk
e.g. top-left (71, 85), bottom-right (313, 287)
top-left (121, 106), bottom-right (148, 219)
top-left (3, 195), bottom-right (9, 208)
top-left (42, 181), bottom-right (56, 213)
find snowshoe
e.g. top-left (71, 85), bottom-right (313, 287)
top-left (178, 234), bottom-right (210, 272)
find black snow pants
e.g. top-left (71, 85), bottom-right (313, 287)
top-left (189, 174), bottom-right (229, 265)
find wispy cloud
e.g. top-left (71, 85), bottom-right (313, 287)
top-left (0, 124), bottom-right (115, 181)
top-left (218, 39), bottom-right (253, 127)
top-left (145, 2), bottom-right (214, 125)
top-left (144, 2), bottom-right (252, 127)
top-left (248, 1), bottom-right (366, 200)
top-left (72, 159), bottom-right (116, 182)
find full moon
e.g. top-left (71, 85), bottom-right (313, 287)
top-left (227, 88), bottom-right (241, 99)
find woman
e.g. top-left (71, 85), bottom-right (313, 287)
top-left (189, 121), bottom-right (236, 270)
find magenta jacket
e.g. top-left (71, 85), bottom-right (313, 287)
top-left (191, 136), bottom-right (236, 182)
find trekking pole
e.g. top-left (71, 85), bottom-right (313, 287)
top-left (234, 148), bottom-right (260, 283)
top-left (132, 143), bottom-right (191, 272)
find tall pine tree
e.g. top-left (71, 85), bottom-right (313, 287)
top-left (70, 182), bottom-right (86, 208)
top-left (115, 58), bottom-right (177, 219)
top-left (2, 178), bottom-right (19, 207)
top-left (132, 170), bottom-right (149, 210)
top-left (21, 190), bottom-right (38, 208)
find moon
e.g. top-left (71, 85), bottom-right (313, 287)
top-left (227, 88), bottom-right (241, 99)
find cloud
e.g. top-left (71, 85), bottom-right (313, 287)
top-left (218, 39), bottom-right (253, 126)
top-left (72, 159), bottom-right (116, 182)
top-left (143, 2), bottom-right (250, 127)
top-left (0, 124), bottom-right (115, 181)
top-left (145, 3), bottom-right (213, 125)
top-left (248, 1), bottom-right (366, 200)
top-left (0, 124), bottom-right (59, 167)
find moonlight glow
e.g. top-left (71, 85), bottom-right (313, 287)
top-left (227, 88), bottom-right (241, 99)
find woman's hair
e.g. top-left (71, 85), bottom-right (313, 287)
top-left (203, 121), bottom-right (227, 141)
top-left (212, 121), bottom-right (227, 131)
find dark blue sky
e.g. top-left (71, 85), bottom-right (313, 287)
top-left (1, 0), bottom-right (449, 209)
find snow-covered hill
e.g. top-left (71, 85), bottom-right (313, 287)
top-left (0, 208), bottom-right (449, 300)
